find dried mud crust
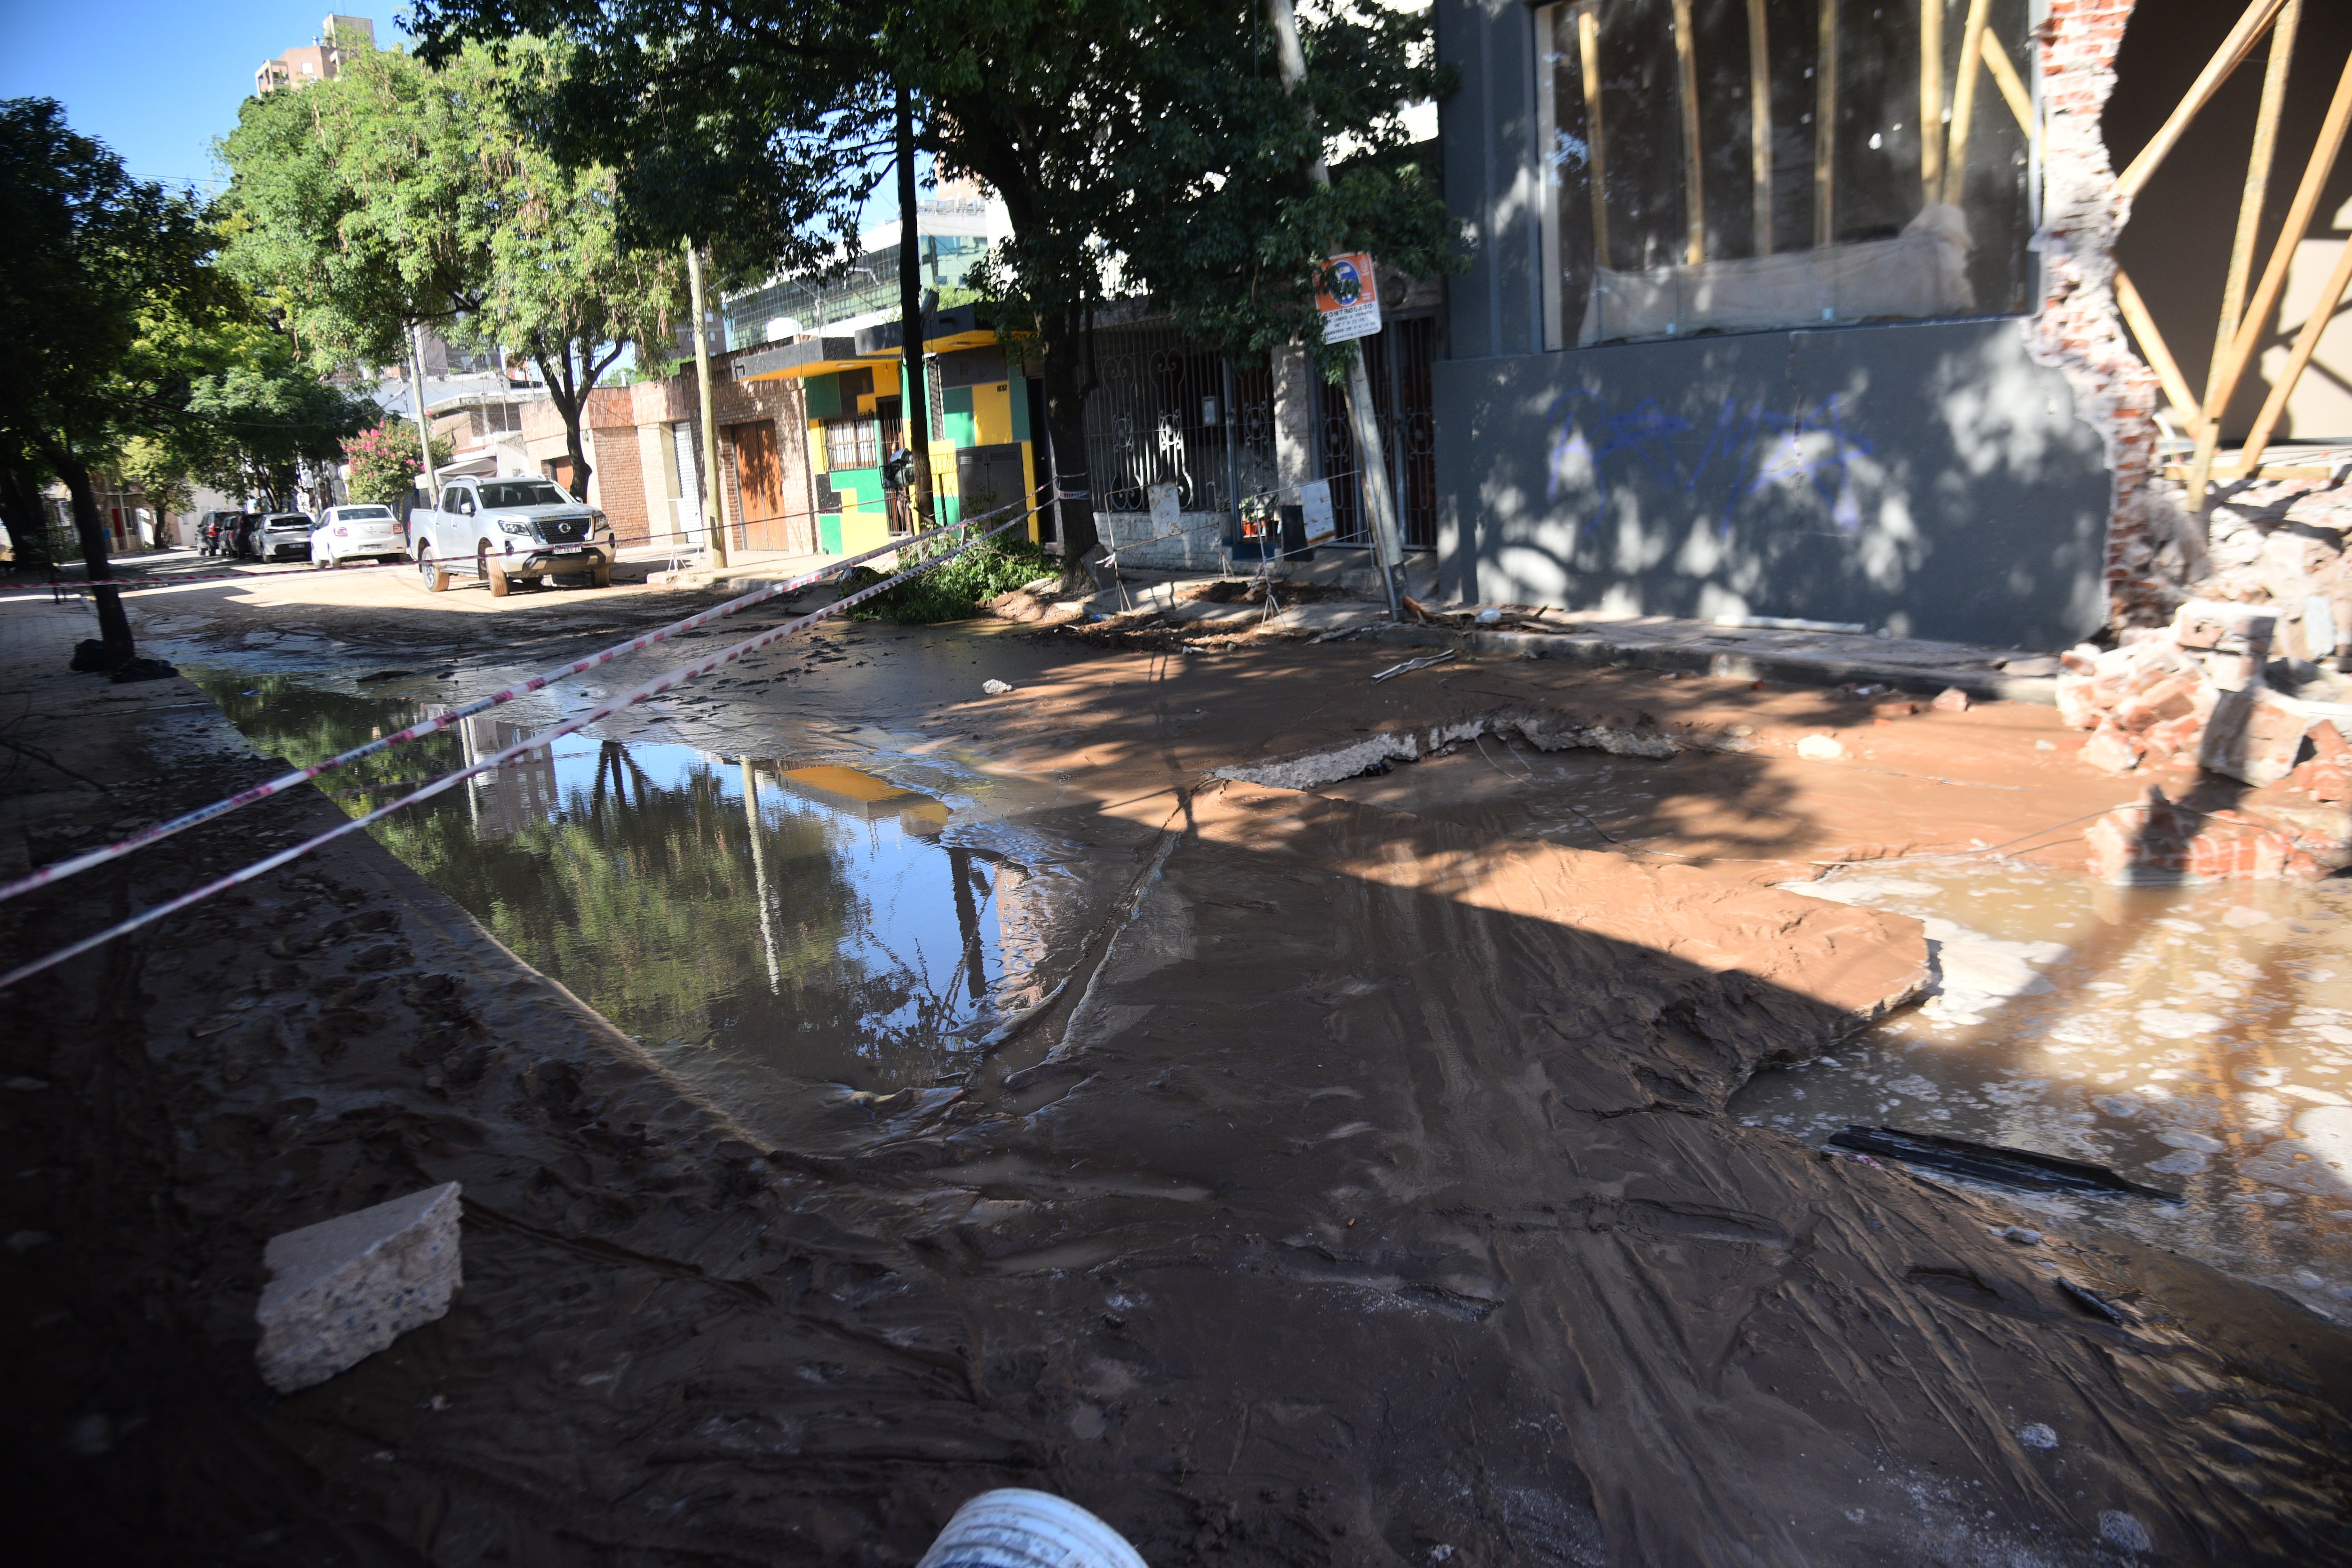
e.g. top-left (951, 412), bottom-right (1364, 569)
top-left (5, 643), bottom-right (2352, 1563)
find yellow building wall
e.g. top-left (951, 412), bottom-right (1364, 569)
top-left (809, 364), bottom-right (1042, 545)
top-left (838, 509), bottom-right (892, 555)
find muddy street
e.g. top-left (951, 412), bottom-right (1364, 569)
top-left (5, 575), bottom-right (2352, 1565)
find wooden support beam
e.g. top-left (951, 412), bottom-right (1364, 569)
top-left (2217, 48), bottom-right (2352, 409)
top-left (1673, 0), bottom-right (1705, 265)
top-left (2188, 0), bottom-right (2302, 509)
top-left (1748, 0), bottom-right (1774, 253)
top-left (2114, 268), bottom-right (2206, 434)
top-left (2117, 0), bottom-right (2288, 199)
top-left (1979, 30), bottom-right (2032, 135)
top-left (1814, 0), bottom-right (1837, 248)
top-left (1920, 0), bottom-right (1945, 203)
top-left (1577, 6), bottom-right (1611, 271)
top-left (1942, 0), bottom-right (1994, 204)
top-left (2237, 232), bottom-right (2352, 474)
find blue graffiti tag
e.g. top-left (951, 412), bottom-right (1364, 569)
top-left (1543, 388), bottom-right (1873, 538)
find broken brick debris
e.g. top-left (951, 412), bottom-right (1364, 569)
top-left (2058, 602), bottom-right (2352, 881)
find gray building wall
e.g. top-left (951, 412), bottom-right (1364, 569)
top-left (1433, 0), bottom-right (2112, 648)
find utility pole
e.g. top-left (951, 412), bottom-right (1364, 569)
top-left (1264, 0), bottom-right (1408, 621)
top-left (685, 238), bottom-right (729, 567)
top-left (897, 83), bottom-right (938, 532)
top-left (406, 323), bottom-right (440, 509)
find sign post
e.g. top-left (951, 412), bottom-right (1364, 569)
top-left (1316, 252), bottom-right (1406, 619)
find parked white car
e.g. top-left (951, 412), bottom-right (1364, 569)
top-left (310, 504), bottom-right (407, 568)
top-left (248, 511), bottom-right (315, 562)
top-left (410, 477), bottom-right (615, 596)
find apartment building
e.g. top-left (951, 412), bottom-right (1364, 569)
top-left (254, 15), bottom-right (373, 97)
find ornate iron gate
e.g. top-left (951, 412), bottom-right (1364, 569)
top-left (1080, 324), bottom-right (1275, 519)
top-left (1310, 314), bottom-right (1438, 549)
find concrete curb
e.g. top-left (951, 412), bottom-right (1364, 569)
top-left (1361, 623), bottom-right (2060, 706)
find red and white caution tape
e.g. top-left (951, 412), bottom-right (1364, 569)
top-left (40, 557), bottom-right (418, 593)
top-left (0, 501), bottom-right (1024, 907)
top-left (0, 508), bottom-right (1035, 990)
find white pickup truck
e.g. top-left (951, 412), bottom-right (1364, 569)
top-left (410, 476), bottom-right (617, 596)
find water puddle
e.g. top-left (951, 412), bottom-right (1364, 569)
top-left (191, 670), bottom-right (1101, 1137)
top-left (1730, 860), bottom-right (2352, 1315)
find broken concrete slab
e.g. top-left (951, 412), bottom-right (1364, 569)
top-left (255, 1182), bottom-right (462, 1393)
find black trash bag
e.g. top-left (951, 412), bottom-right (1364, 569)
top-left (69, 639), bottom-right (110, 672)
top-left (109, 657), bottom-right (178, 684)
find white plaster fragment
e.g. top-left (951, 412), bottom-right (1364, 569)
top-left (255, 1183), bottom-right (462, 1394)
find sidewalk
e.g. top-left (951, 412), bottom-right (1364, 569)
top-left (628, 543), bottom-right (838, 590)
top-left (1063, 559), bottom-right (2067, 705)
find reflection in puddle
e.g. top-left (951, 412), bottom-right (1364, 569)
top-left (1732, 862), bottom-right (2352, 1314)
top-left (194, 673), bottom-right (1069, 1109)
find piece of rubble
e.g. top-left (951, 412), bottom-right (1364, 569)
top-left (2288, 719), bottom-right (2352, 802)
top-left (1931, 687), bottom-right (1970, 712)
top-left (1795, 734), bottom-right (1846, 761)
top-left (2085, 785), bottom-right (2340, 883)
top-left (981, 678), bottom-right (1014, 695)
top-left (255, 1183), bottom-right (462, 1394)
top-left (2199, 685), bottom-right (2310, 787)
top-left (2081, 723), bottom-right (2142, 774)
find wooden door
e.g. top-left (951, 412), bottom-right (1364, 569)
top-left (729, 421), bottom-right (790, 550)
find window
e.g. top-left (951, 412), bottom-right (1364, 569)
top-left (824, 416), bottom-right (878, 472)
top-left (1535, 0), bottom-right (2037, 349)
top-left (477, 479), bottom-right (569, 508)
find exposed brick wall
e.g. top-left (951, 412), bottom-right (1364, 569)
top-left (523, 356), bottom-right (813, 553)
top-left (2020, 0), bottom-right (2193, 631)
top-left (588, 426), bottom-right (650, 545)
top-left (708, 358), bottom-right (816, 554)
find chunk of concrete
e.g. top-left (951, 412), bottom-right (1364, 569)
top-left (255, 1182), bottom-right (461, 1393)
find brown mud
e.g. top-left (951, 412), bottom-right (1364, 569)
top-left (6, 592), bottom-right (2352, 1566)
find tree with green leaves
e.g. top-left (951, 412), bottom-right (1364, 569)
top-left (119, 310), bottom-right (375, 513)
top-left (446, 38), bottom-right (684, 496)
top-left (408, 0), bottom-right (1454, 592)
top-left (0, 97), bottom-right (219, 663)
top-left (219, 33), bottom-right (684, 501)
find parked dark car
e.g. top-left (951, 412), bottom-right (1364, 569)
top-left (196, 510), bottom-right (247, 556)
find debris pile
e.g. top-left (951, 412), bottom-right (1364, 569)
top-left (2191, 470), bottom-right (2352, 660)
top-left (2057, 602), bottom-right (2346, 784)
top-left (2061, 602), bottom-right (2352, 881)
top-left (2084, 784), bottom-right (2345, 883)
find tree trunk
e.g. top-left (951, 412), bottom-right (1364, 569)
top-left (0, 461), bottom-right (54, 573)
top-left (565, 407), bottom-right (592, 501)
top-left (1037, 315), bottom-right (1101, 594)
top-left (896, 85), bottom-right (936, 532)
top-left (534, 346), bottom-right (589, 500)
top-left (55, 456), bottom-right (134, 667)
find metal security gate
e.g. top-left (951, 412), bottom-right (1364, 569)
top-left (1311, 314), bottom-right (1438, 549)
top-left (1080, 324), bottom-right (1276, 522)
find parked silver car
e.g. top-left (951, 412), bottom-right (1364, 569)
top-left (249, 511), bottom-right (316, 562)
top-left (410, 477), bottom-right (614, 596)
top-left (310, 504), bottom-right (406, 567)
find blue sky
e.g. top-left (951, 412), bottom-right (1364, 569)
top-left (0, 3), bottom-right (415, 191)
